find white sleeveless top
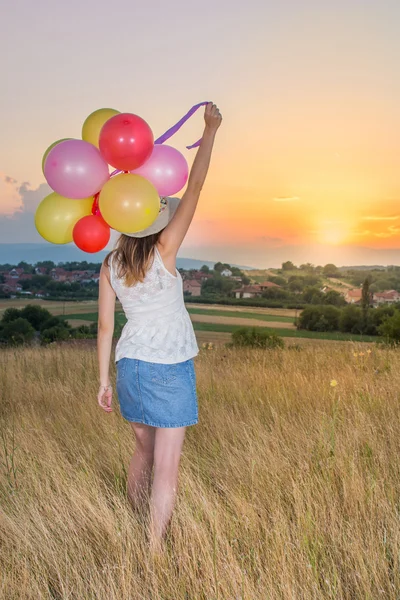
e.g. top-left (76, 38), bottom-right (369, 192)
top-left (109, 246), bottom-right (199, 364)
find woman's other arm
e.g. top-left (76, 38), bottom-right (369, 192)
top-left (97, 261), bottom-right (116, 412)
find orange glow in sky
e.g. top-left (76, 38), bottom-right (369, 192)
top-left (0, 1), bottom-right (399, 267)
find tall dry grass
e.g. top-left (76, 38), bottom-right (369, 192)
top-left (1, 342), bottom-right (400, 599)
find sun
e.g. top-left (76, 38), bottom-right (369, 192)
top-left (317, 221), bottom-right (348, 245)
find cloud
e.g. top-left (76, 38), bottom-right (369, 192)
top-left (361, 215), bottom-right (399, 221)
top-left (4, 176), bottom-right (17, 185)
top-left (374, 226), bottom-right (400, 238)
top-left (272, 196), bottom-right (300, 202)
top-left (0, 181), bottom-right (51, 243)
top-left (256, 235), bottom-right (284, 246)
top-left (353, 229), bottom-right (371, 236)
top-left (353, 225), bottom-right (400, 239)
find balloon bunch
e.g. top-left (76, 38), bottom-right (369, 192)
top-left (36, 102), bottom-right (207, 252)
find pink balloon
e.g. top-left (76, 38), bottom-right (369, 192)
top-left (44, 139), bottom-right (110, 199)
top-left (131, 144), bottom-right (188, 197)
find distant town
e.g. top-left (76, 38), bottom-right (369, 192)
top-left (1, 259), bottom-right (400, 309)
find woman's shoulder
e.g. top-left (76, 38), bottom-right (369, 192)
top-left (102, 249), bottom-right (117, 270)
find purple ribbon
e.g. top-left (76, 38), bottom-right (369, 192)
top-left (110, 101), bottom-right (209, 177)
top-left (155, 101), bottom-right (210, 149)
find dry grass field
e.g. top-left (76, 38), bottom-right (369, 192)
top-left (1, 342), bottom-right (400, 599)
top-left (189, 313), bottom-right (296, 330)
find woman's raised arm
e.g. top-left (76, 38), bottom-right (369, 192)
top-left (158, 102), bottom-right (222, 255)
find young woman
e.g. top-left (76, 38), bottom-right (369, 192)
top-left (96, 102), bottom-right (222, 551)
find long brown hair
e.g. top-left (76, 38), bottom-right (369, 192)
top-left (104, 231), bottom-right (162, 286)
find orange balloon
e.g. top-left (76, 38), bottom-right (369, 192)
top-left (99, 173), bottom-right (160, 233)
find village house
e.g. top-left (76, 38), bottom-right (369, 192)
top-left (69, 270), bottom-right (91, 282)
top-left (181, 270), bottom-right (212, 283)
top-left (344, 289), bottom-right (362, 304)
top-left (183, 280), bottom-right (202, 297)
top-left (221, 268), bottom-right (232, 277)
top-left (0, 282), bottom-right (22, 294)
top-left (35, 266), bottom-right (48, 275)
top-left (259, 281), bottom-right (281, 292)
top-left (8, 267), bottom-right (24, 279)
top-left (50, 267), bottom-right (69, 281)
top-left (373, 290), bottom-right (400, 306)
top-left (233, 284), bottom-right (262, 299)
top-left (233, 280), bottom-right (281, 299)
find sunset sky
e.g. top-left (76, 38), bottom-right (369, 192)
top-left (1, 0), bottom-right (400, 267)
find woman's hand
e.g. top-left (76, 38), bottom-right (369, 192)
top-left (204, 102), bottom-right (222, 132)
top-left (97, 384), bottom-right (113, 413)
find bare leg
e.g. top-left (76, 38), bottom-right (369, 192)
top-left (148, 426), bottom-right (187, 552)
top-left (127, 422), bottom-right (156, 513)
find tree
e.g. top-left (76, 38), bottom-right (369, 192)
top-left (302, 275), bottom-right (321, 287)
top-left (302, 287), bottom-right (324, 304)
top-left (0, 318), bottom-right (35, 345)
top-left (41, 325), bottom-right (71, 344)
top-left (261, 287), bottom-right (289, 301)
top-left (299, 263), bottom-right (315, 272)
top-left (338, 305), bottom-right (363, 334)
top-left (231, 327), bottom-right (284, 349)
top-left (213, 262), bottom-right (231, 273)
top-left (282, 261), bottom-right (295, 271)
top-left (17, 261), bottom-right (34, 274)
top-left (200, 265), bottom-right (210, 273)
top-left (373, 279), bottom-right (393, 291)
top-left (268, 275), bottom-right (286, 286)
top-left (20, 274), bottom-right (50, 291)
top-left (20, 305), bottom-right (53, 330)
top-left (323, 290), bottom-right (346, 307)
top-left (378, 311), bottom-right (400, 344)
top-left (323, 264), bottom-right (339, 277)
top-left (361, 276), bottom-right (372, 324)
top-left (1, 307), bottom-right (22, 323)
top-left (297, 306), bottom-right (341, 332)
top-left (289, 279), bottom-right (304, 293)
top-left (201, 275), bottom-right (236, 296)
top-left (35, 261), bottom-right (55, 271)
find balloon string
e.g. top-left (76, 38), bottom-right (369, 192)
top-left (154, 101), bottom-right (210, 147)
top-left (110, 101), bottom-right (209, 178)
top-left (92, 193), bottom-right (100, 215)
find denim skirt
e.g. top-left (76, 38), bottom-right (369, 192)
top-left (115, 357), bottom-right (199, 428)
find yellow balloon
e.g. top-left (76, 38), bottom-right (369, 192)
top-left (42, 138), bottom-right (71, 174)
top-left (99, 173), bottom-right (160, 233)
top-left (82, 108), bottom-right (120, 148)
top-left (35, 193), bottom-right (93, 244)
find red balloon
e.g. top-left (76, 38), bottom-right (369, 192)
top-left (99, 113), bottom-right (154, 171)
top-left (73, 215), bottom-right (110, 253)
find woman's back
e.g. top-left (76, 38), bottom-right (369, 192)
top-left (109, 246), bottom-right (199, 364)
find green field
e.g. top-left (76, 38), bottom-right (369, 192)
top-left (61, 311), bottom-right (378, 343)
top-left (0, 298), bottom-right (380, 344)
